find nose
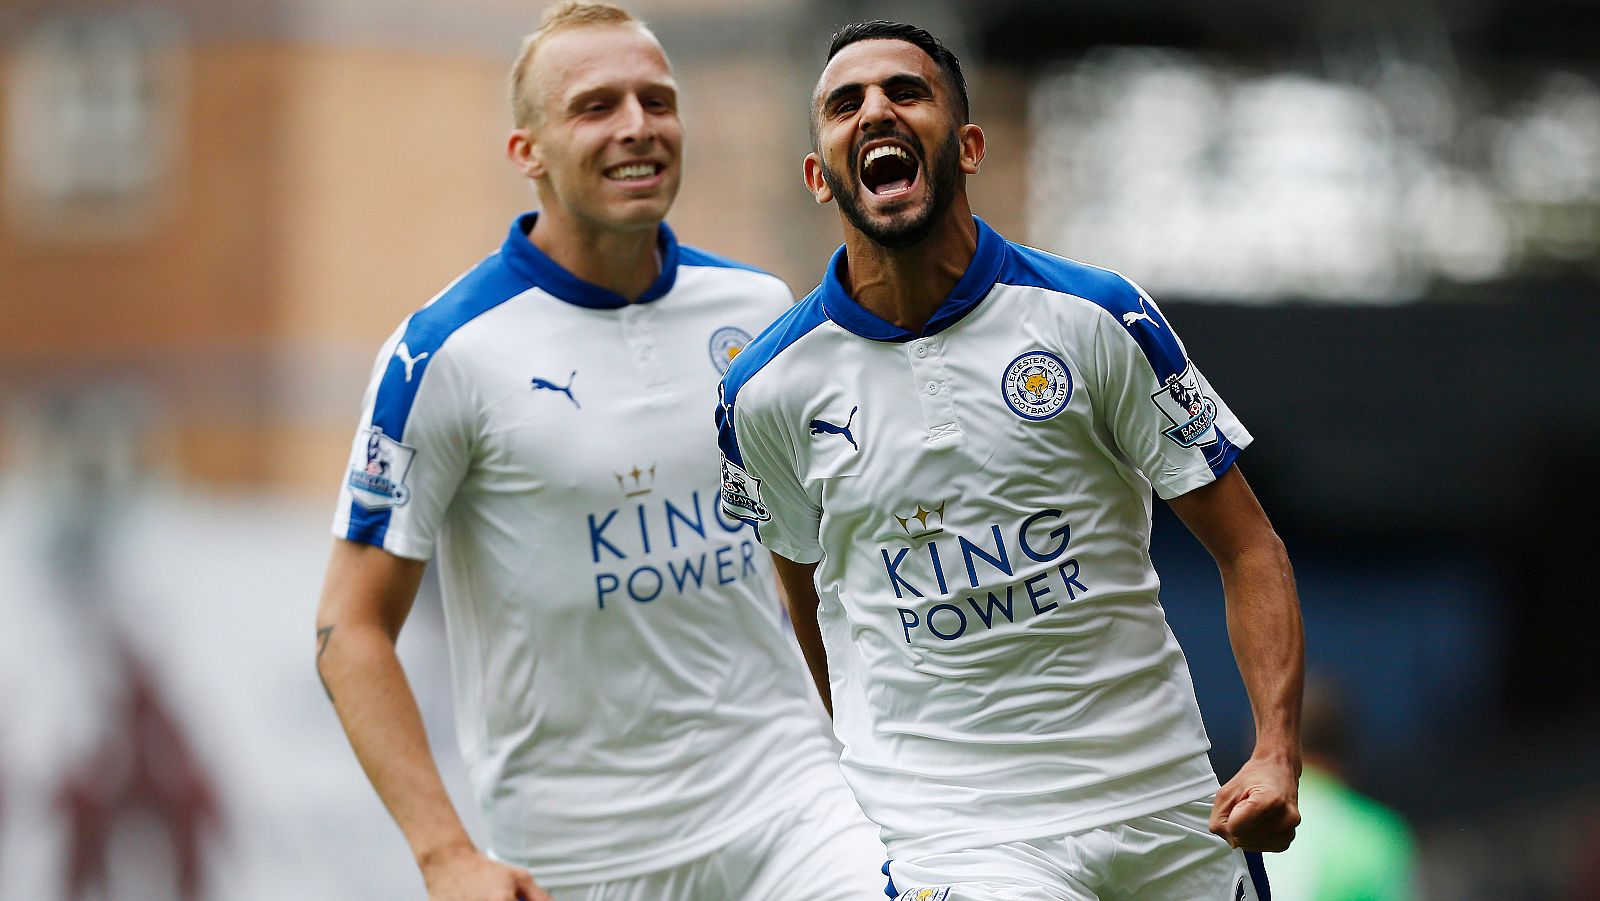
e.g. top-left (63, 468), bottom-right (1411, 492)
top-left (857, 86), bottom-right (896, 133)
top-left (616, 94), bottom-right (655, 146)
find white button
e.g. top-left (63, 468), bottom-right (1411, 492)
top-left (913, 344), bottom-right (928, 357)
top-left (926, 381), bottom-right (939, 394)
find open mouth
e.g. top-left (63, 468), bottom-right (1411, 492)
top-left (605, 161), bottom-right (665, 183)
top-left (859, 143), bottom-right (920, 197)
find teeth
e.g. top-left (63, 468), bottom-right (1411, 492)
top-left (608, 163), bottom-right (656, 179)
top-left (864, 145), bottom-right (911, 166)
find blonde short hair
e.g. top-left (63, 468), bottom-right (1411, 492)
top-left (509, 1), bottom-right (648, 128)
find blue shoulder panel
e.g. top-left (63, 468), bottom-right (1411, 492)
top-left (346, 251), bottom-right (534, 546)
top-left (715, 291), bottom-right (830, 467)
top-left (998, 242), bottom-right (1188, 384)
top-left (1000, 242), bottom-right (1242, 477)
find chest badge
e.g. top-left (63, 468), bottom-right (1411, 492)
top-left (709, 326), bottom-right (753, 375)
top-left (809, 405), bottom-right (859, 451)
top-left (1002, 351), bottom-right (1073, 421)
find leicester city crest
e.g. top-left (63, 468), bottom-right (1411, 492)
top-left (348, 426), bottom-right (416, 510)
top-left (708, 326), bottom-right (753, 375)
top-left (1002, 350), bottom-right (1074, 421)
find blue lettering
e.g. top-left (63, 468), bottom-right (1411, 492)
top-left (589, 510), bottom-right (625, 562)
top-left (666, 493), bottom-right (706, 547)
top-left (1019, 509), bottom-right (1069, 563)
top-left (967, 586), bottom-right (1016, 628)
top-left (927, 603), bottom-right (969, 641)
top-left (1024, 572), bottom-right (1054, 612)
top-left (881, 548), bottom-right (924, 598)
top-left (628, 565), bottom-right (664, 603)
top-left (595, 572), bottom-right (620, 609)
top-left (740, 540), bottom-right (758, 577)
top-left (928, 541), bottom-right (949, 594)
top-left (1029, 574), bottom-right (1059, 614)
top-left (715, 545), bottom-right (735, 585)
top-left (636, 505), bottom-right (652, 555)
top-left (1058, 558), bottom-right (1087, 600)
top-left (668, 554), bottom-right (706, 592)
top-left (898, 608), bottom-right (920, 643)
top-left (960, 525), bottom-right (1013, 588)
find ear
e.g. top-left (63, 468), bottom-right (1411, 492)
top-left (507, 128), bottom-right (545, 179)
top-left (959, 123), bottom-right (985, 175)
top-left (803, 152), bottom-right (833, 205)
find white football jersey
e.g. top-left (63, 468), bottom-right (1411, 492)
top-left (717, 217), bottom-right (1253, 859)
top-left (333, 214), bottom-right (850, 885)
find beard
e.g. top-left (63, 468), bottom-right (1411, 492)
top-left (821, 128), bottom-right (961, 250)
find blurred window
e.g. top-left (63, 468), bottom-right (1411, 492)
top-left (4, 12), bottom-right (184, 240)
top-left (1028, 48), bottom-right (1600, 303)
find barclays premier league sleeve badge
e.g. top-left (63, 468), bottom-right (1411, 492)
top-left (1150, 362), bottom-right (1219, 448)
top-left (719, 456), bottom-right (770, 523)
top-left (348, 427), bottom-right (416, 510)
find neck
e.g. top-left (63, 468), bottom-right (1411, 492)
top-left (528, 206), bottom-right (662, 301)
top-left (840, 199), bottom-right (977, 334)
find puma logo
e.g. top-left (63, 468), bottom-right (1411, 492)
top-left (531, 370), bottom-right (580, 409)
top-left (395, 342), bottom-right (430, 382)
top-left (809, 405), bottom-right (859, 451)
top-left (1121, 310), bottom-right (1158, 328)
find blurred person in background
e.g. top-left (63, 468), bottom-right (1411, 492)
top-left (717, 20), bottom-right (1303, 901)
top-left (1268, 678), bottom-right (1418, 901)
top-left (314, 3), bottom-right (883, 900)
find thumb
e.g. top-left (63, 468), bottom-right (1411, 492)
top-left (512, 869), bottom-right (547, 901)
top-left (1211, 791), bottom-right (1251, 846)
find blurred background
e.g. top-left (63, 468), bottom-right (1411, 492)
top-left (2, 0), bottom-right (1597, 897)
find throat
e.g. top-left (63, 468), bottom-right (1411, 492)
top-left (841, 214), bottom-right (979, 333)
top-left (529, 215), bottom-right (662, 301)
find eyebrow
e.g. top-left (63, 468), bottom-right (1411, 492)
top-left (563, 79), bottom-right (677, 110)
top-left (821, 73), bottom-right (933, 111)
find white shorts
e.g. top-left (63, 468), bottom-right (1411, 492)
top-left (545, 777), bottom-right (886, 901)
top-left (884, 798), bottom-right (1271, 901)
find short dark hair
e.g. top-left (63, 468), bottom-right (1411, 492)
top-left (825, 20), bottom-right (969, 123)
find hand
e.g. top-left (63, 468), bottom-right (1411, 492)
top-left (421, 844), bottom-right (552, 901)
top-left (1209, 752), bottom-right (1300, 853)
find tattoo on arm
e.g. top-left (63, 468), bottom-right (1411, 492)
top-left (316, 625), bottom-right (335, 703)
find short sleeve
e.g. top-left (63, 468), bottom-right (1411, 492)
top-left (331, 323), bottom-right (474, 560)
top-left (716, 385), bottom-right (823, 564)
top-left (1090, 290), bottom-right (1253, 500)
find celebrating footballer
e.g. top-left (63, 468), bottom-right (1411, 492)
top-left (718, 20), bottom-right (1305, 901)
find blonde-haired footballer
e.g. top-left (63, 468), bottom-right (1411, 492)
top-left (317, 4), bottom-right (884, 899)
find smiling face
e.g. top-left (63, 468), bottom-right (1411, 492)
top-left (806, 38), bottom-right (977, 249)
top-left (511, 24), bottom-right (682, 235)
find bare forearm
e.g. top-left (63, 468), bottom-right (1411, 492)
top-left (787, 597), bottom-right (833, 716)
top-left (770, 554), bottom-right (832, 715)
top-left (318, 622), bottom-right (474, 868)
top-left (1219, 539), bottom-right (1304, 763)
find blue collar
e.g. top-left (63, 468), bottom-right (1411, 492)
top-left (818, 216), bottom-right (1008, 342)
top-left (499, 211), bottom-right (680, 309)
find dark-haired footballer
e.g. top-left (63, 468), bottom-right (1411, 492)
top-left (718, 20), bottom-right (1304, 901)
